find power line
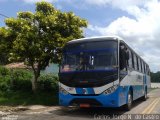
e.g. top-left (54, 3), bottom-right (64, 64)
top-left (0, 13), bottom-right (9, 18)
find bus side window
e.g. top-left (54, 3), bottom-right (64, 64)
top-left (128, 50), bottom-right (133, 68)
top-left (142, 61), bottom-right (144, 73)
top-left (144, 63), bottom-right (146, 73)
top-left (143, 64), bottom-right (145, 73)
top-left (136, 56), bottom-right (139, 71)
top-left (120, 44), bottom-right (128, 70)
top-left (138, 58), bottom-right (141, 72)
top-left (131, 52), bottom-right (134, 69)
top-left (146, 66), bottom-right (148, 75)
top-left (140, 59), bottom-right (143, 73)
top-left (134, 54), bottom-right (137, 70)
top-left (147, 66), bottom-right (150, 75)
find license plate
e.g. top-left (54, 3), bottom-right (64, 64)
top-left (80, 104), bottom-right (90, 108)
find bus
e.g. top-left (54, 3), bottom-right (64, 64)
top-left (59, 36), bottom-right (151, 110)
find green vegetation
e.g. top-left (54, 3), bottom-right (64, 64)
top-left (0, 91), bottom-right (58, 106)
top-left (0, 1), bottom-right (87, 105)
top-left (0, 66), bottom-right (33, 91)
top-left (151, 72), bottom-right (160, 83)
top-left (0, 66), bottom-right (58, 106)
top-left (39, 73), bottom-right (58, 92)
top-left (0, 65), bottom-right (59, 91)
top-left (0, 1), bottom-right (87, 92)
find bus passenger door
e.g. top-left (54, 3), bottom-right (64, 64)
top-left (119, 43), bottom-right (129, 80)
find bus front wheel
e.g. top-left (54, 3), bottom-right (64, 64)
top-left (124, 91), bottom-right (132, 111)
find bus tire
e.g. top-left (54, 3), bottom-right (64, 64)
top-left (142, 88), bottom-right (147, 101)
top-left (124, 90), bottom-right (132, 111)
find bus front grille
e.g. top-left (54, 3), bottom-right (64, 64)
top-left (70, 98), bottom-right (102, 106)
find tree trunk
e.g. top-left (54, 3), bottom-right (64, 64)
top-left (31, 71), bottom-right (40, 93)
top-left (31, 76), bottom-right (38, 93)
top-left (31, 63), bottom-right (40, 93)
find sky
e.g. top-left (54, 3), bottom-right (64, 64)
top-left (0, 0), bottom-right (160, 72)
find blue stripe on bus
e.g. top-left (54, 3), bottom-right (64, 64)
top-left (86, 88), bottom-right (95, 94)
top-left (75, 88), bottom-right (83, 94)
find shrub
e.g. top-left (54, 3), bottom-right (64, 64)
top-left (10, 69), bottom-right (33, 91)
top-left (38, 73), bottom-right (58, 92)
top-left (0, 66), bottom-right (10, 76)
top-left (0, 66), bottom-right (11, 91)
top-left (0, 66), bottom-right (59, 92)
top-left (0, 75), bottom-right (11, 91)
top-left (0, 66), bottom-right (33, 91)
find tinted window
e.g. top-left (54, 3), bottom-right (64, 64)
top-left (131, 52), bottom-right (134, 68)
top-left (65, 40), bottom-right (118, 52)
top-left (140, 59), bottom-right (143, 73)
top-left (134, 54), bottom-right (137, 70)
top-left (61, 40), bottom-right (118, 72)
top-left (141, 61), bottom-right (144, 73)
top-left (136, 56), bottom-right (139, 71)
top-left (144, 63), bottom-right (146, 73)
top-left (138, 58), bottom-right (141, 72)
top-left (147, 66), bottom-right (150, 75)
top-left (128, 50), bottom-right (133, 68)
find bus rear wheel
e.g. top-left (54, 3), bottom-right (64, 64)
top-left (124, 91), bottom-right (132, 111)
top-left (142, 88), bottom-right (147, 101)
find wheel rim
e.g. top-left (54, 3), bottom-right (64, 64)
top-left (128, 93), bottom-right (132, 106)
top-left (145, 91), bottom-right (147, 98)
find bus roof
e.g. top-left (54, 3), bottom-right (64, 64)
top-left (67, 36), bottom-right (123, 44)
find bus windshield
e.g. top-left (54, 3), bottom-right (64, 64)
top-left (60, 40), bottom-right (118, 72)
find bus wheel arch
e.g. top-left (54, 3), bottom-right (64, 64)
top-left (142, 86), bottom-right (147, 101)
top-left (129, 87), bottom-right (133, 99)
top-left (124, 87), bottom-right (133, 111)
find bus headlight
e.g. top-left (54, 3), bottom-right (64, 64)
top-left (59, 86), bottom-right (69, 95)
top-left (103, 85), bottom-right (118, 95)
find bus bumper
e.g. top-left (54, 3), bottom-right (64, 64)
top-left (59, 87), bottom-right (127, 107)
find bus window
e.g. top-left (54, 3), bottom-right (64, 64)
top-left (136, 56), bottom-right (139, 71)
top-left (148, 67), bottom-right (150, 75)
top-left (119, 44), bottom-right (129, 70)
top-left (134, 54), bottom-right (137, 70)
top-left (142, 61), bottom-right (144, 73)
top-left (138, 58), bottom-right (141, 72)
top-left (131, 52), bottom-right (134, 69)
top-left (128, 50), bottom-right (133, 68)
top-left (144, 63), bottom-right (146, 73)
top-left (140, 59), bottom-right (143, 73)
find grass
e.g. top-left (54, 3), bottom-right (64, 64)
top-left (0, 90), bottom-right (58, 106)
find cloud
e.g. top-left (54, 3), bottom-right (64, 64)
top-left (84, 0), bottom-right (111, 6)
top-left (84, 0), bottom-right (151, 19)
top-left (20, 0), bottom-right (57, 4)
top-left (87, 0), bottom-right (160, 72)
top-left (0, 0), bottom-right (57, 3)
top-left (85, 0), bottom-right (144, 7)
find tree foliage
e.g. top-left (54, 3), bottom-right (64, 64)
top-left (3, 1), bottom-right (87, 92)
top-left (0, 27), bottom-right (16, 64)
top-left (151, 72), bottom-right (160, 83)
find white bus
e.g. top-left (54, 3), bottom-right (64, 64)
top-left (59, 36), bottom-right (151, 110)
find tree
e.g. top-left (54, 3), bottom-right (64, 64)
top-left (0, 27), bottom-right (16, 64)
top-left (4, 1), bottom-right (87, 92)
top-left (151, 72), bottom-right (160, 83)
